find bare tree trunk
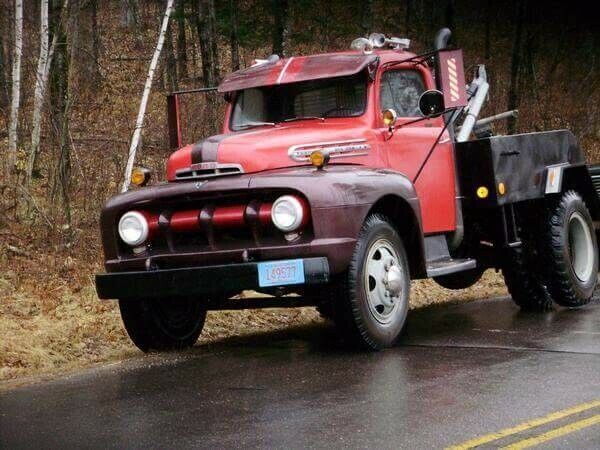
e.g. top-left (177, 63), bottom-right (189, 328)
top-left (48, 0), bottom-right (72, 227)
top-left (7, 0), bottom-right (23, 178)
top-left (360, 0), bottom-right (372, 36)
top-left (122, 0), bottom-right (175, 193)
top-left (91, 0), bottom-right (100, 79)
top-left (272, 0), bottom-right (290, 57)
top-left (507, 0), bottom-right (525, 134)
top-left (121, 0), bottom-right (140, 28)
top-left (27, 0), bottom-right (50, 184)
top-left (194, 0), bottom-right (220, 86)
top-left (229, 0), bottom-right (239, 71)
top-left (520, 1), bottom-right (537, 102)
top-left (0, 28), bottom-right (9, 122)
top-left (445, 0), bottom-right (455, 30)
top-left (27, 0), bottom-right (70, 184)
top-left (484, 0), bottom-right (491, 61)
top-left (164, 22), bottom-right (178, 91)
top-left (405, 0), bottom-right (411, 32)
top-left (76, 0), bottom-right (101, 87)
top-left (176, 0), bottom-right (188, 79)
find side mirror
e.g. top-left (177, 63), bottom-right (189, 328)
top-left (419, 90), bottom-right (445, 117)
top-left (382, 108), bottom-right (398, 130)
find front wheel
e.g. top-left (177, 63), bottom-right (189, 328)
top-left (334, 214), bottom-right (410, 350)
top-left (119, 298), bottom-right (207, 352)
top-left (542, 191), bottom-right (598, 307)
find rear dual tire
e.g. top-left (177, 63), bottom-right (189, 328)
top-left (542, 191), bottom-right (597, 307)
top-left (503, 191), bottom-right (597, 311)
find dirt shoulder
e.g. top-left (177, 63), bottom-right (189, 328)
top-left (0, 242), bottom-right (506, 385)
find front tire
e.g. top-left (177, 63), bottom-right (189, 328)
top-left (542, 191), bottom-right (598, 307)
top-left (334, 214), bottom-right (410, 350)
top-left (119, 298), bottom-right (207, 352)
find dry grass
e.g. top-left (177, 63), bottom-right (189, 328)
top-left (0, 239), bottom-right (507, 383)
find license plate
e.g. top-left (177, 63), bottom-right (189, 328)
top-left (258, 259), bottom-right (305, 287)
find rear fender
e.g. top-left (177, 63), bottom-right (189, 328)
top-left (559, 165), bottom-right (600, 220)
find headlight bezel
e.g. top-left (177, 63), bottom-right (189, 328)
top-left (271, 195), bottom-right (307, 232)
top-left (118, 211), bottom-right (149, 247)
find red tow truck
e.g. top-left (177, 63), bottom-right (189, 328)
top-left (96, 29), bottom-right (600, 351)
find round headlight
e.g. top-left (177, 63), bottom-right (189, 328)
top-left (271, 195), bottom-right (305, 232)
top-left (118, 211), bottom-right (149, 246)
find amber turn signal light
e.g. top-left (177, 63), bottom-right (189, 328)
top-left (131, 167), bottom-right (151, 187)
top-left (382, 108), bottom-right (398, 128)
top-left (310, 150), bottom-right (329, 169)
top-left (476, 186), bottom-right (489, 199)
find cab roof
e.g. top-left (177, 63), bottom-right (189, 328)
top-left (217, 49), bottom-right (418, 93)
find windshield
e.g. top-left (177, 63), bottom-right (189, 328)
top-left (230, 72), bottom-right (367, 130)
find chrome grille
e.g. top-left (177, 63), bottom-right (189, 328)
top-left (175, 162), bottom-right (244, 181)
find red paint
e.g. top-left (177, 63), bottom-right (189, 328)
top-left (218, 52), bottom-right (377, 92)
top-left (170, 210), bottom-right (201, 232)
top-left (138, 211), bottom-right (160, 238)
top-left (258, 203), bottom-right (272, 226)
top-left (294, 196), bottom-right (311, 229)
top-left (437, 50), bottom-right (468, 108)
top-left (166, 144), bottom-right (192, 180)
top-left (165, 48), bottom-right (458, 234)
top-left (212, 205), bottom-right (246, 228)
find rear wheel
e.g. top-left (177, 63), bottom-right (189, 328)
top-left (502, 245), bottom-right (553, 312)
top-left (541, 191), bottom-right (598, 307)
top-left (334, 214), bottom-right (410, 350)
top-left (119, 298), bottom-right (207, 352)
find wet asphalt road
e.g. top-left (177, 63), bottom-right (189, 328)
top-left (1, 296), bottom-right (599, 449)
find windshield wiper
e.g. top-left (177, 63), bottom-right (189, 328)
top-left (282, 116), bottom-right (325, 123)
top-left (236, 121), bottom-right (276, 130)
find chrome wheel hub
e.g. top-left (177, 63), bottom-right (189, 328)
top-left (568, 212), bottom-right (594, 282)
top-left (364, 239), bottom-right (405, 324)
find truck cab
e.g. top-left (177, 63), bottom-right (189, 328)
top-left (96, 30), bottom-right (600, 352)
top-left (167, 49), bottom-right (456, 234)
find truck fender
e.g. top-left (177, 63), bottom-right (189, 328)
top-left (548, 164), bottom-right (600, 220)
top-left (366, 194), bottom-right (427, 279)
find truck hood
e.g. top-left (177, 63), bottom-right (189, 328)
top-left (166, 122), bottom-right (375, 180)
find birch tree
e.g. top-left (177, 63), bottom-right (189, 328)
top-left (7, 0), bottom-right (23, 177)
top-left (26, 0), bottom-right (70, 184)
top-left (27, 0), bottom-right (50, 184)
top-left (122, 0), bottom-right (175, 193)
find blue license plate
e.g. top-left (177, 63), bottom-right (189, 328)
top-left (258, 259), bottom-right (305, 287)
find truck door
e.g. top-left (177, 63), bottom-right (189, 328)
top-left (378, 68), bottom-right (456, 234)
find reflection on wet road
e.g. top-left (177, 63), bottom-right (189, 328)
top-left (1, 297), bottom-right (599, 449)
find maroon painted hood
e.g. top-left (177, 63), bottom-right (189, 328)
top-left (166, 122), bottom-right (378, 180)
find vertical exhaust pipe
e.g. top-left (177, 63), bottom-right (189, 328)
top-left (434, 28), bottom-right (452, 51)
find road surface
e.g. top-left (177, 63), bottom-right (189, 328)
top-left (1, 296), bottom-right (599, 449)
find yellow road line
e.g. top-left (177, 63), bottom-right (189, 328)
top-left (446, 400), bottom-right (600, 450)
top-left (501, 414), bottom-right (600, 449)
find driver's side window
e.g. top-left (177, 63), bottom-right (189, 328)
top-left (380, 70), bottom-right (425, 117)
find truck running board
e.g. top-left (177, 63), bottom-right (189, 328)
top-left (426, 258), bottom-right (477, 278)
top-left (424, 234), bottom-right (477, 278)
